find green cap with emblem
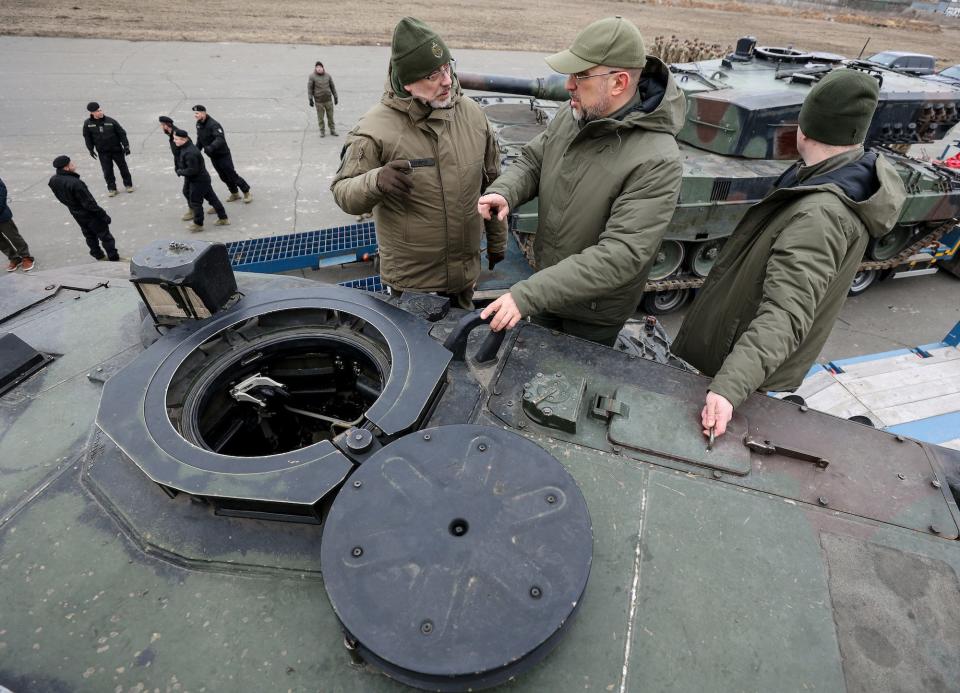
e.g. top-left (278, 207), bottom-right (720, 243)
top-left (799, 68), bottom-right (880, 146)
top-left (390, 17), bottom-right (451, 89)
top-left (545, 16), bottom-right (646, 74)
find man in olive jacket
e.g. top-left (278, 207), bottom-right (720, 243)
top-left (672, 69), bottom-right (907, 439)
top-left (479, 16), bottom-right (684, 345)
top-left (308, 62), bottom-right (339, 136)
top-left (331, 17), bottom-right (506, 310)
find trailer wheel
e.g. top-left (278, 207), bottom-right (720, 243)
top-left (848, 269), bottom-right (877, 297)
top-left (641, 289), bottom-right (690, 315)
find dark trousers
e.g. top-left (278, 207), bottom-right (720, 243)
top-left (531, 312), bottom-right (621, 347)
top-left (209, 153), bottom-right (249, 194)
top-left (97, 150), bottom-right (132, 190)
top-left (186, 179), bottom-right (227, 225)
top-left (0, 219), bottom-right (32, 261)
top-left (73, 212), bottom-right (118, 260)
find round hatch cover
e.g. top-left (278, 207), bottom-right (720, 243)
top-left (321, 424), bottom-right (593, 691)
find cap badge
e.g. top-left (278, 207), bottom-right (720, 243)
top-left (431, 41), bottom-right (443, 58)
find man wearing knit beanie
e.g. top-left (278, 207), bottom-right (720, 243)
top-left (48, 155), bottom-right (121, 262)
top-left (479, 16), bottom-right (685, 346)
top-left (673, 68), bottom-right (907, 440)
top-left (82, 102), bottom-right (134, 196)
top-left (331, 17), bottom-right (506, 309)
top-left (308, 61), bottom-right (339, 136)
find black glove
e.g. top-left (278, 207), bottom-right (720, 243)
top-left (89, 150), bottom-right (97, 159)
top-left (376, 160), bottom-right (414, 197)
top-left (334, 97), bottom-right (339, 106)
top-left (309, 99), bottom-right (314, 107)
top-left (123, 146), bottom-right (131, 156)
top-left (102, 214), bottom-right (112, 225)
top-left (175, 169), bottom-right (183, 177)
top-left (487, 250), bottom-right (505, 271)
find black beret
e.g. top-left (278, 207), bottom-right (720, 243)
top-left (316, 61), bottom-right (324, 66)
top-left (191, 104), bottom-right (207, 112)
top-left (158, 116), bottom-right (174, 125)
top-left (53, 155), bottom-right (71, 169)
top-left (173, 128), bottom-right (189, 138)
top-left (86, 102), bottom-right (100, 112)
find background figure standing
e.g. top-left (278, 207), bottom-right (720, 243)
top-left (48, 155), bottom-right (119, 262)
top-left (83, 102), bottom-right (134, 196)
top-left (192, 105), bottom-right (252, 203)
top-left (159, 116), bottom-right (193, 221)
top-left (173, 129), bottom-right (229, 231)
top-left (308, 61), bottom-right (339, 137)
top-left (0, 175), bottom-right (35, 272)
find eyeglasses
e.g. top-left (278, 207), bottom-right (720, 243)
top-left (426, 59), bottom-right (456, 83)
top-left (572, 69), bottom-right (626, 83)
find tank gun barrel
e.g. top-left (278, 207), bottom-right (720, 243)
top-left (458, 72), bottom-right (570, 102)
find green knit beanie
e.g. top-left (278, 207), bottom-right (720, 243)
top-left (390, 17), bottom-right (451, 93)
top-left (798, 68), bottom-right (879, 146)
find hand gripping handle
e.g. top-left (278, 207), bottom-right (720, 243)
top-left (442, 310), bottom-right (506, 364)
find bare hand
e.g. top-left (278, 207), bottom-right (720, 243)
top-left (478, 193), bottom-right (509, 221)
top-left (701, 391), bottom-right (734, 438)
top-left (480, 292), bottom-right (522, 332)
top-left (376, 160), bottom-right (414, 197)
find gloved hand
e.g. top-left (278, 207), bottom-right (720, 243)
top-left (309, 99), bottom-right (314, 107)
top-left (102, 214), bottom-right (112, 225)
top-left (334, 97), bottom-right (339, 106)
top-left (123, 146), bottom-right (131, 156)
top-left (487, 250), bottom-right (505, 271)
top-left (175, 169), bottom-right (183, 177)
top-left (89, 150), bottom-right (97, 159)
top-left (376, 160), bottom-right (414, 197)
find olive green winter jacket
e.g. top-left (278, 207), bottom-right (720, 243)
top-left (485, 57), bottom-right (685, 328)
top-left (331, 77), bottom-right (506, 294)
top-left (308, 72), bottom-right (338, 102)
top-left (672, 148), bottom-right (907, 407)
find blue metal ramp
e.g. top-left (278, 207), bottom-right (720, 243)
top-left (226, 222), bottom-right (377, 273)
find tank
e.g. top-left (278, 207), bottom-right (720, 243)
top-left (459, 39), bottom-right (960, 313)
top-left (2, 241), bottom-right (960, 692)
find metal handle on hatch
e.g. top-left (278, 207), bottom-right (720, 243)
top-left (442, 310), bottom-right (506, 364)
top-left (744, 435), bottom-right (830, 469)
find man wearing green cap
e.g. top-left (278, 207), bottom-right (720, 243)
top-left (331, 17), bottom-right (506, 309)
top-left (478, 16), bottom-right (685, 345)
top-left (671, 68), bottom-right (907, 440)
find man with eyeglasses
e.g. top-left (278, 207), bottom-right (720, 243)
top-left (478, 16), bottom-right (685, 346)
top-left (331, 16), bottom-right (506, 310)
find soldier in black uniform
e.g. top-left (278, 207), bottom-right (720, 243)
top-left (192, 105), bottom-right (252, 203)
top-left (172, 129), bottom-right (229, 231)
top-left (159, 116), bottom-right (194, 221)
top-left (48, 155), bottom-right (120, 261)
top-left (83, 102), bottom-right (134, 196)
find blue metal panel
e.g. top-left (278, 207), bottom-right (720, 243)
top-left (944, 321), bottom-right (960, 347)
top-left (887, 410), bottom-right (960, 445)
top-left (225, 223), bottom-right (378, 274)
top-left (338, 275), bottom-right (386, 293)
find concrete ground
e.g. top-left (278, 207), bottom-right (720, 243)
top-left (1, 35), bottom-right (959, 362)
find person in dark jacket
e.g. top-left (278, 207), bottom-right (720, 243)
top-left (172, 129), bottom-right (229, 231)
top-left (48, 155), bottom-right (120, 262)
top-left (0, 176), bottom-right (35, 272)
top-left (671, 69), bottom-right (907, 440)
top-left (83, 102), bottom-right (134, 196)
top-left (159, 116), bottom-right (194, 221)
top-left (308, 61), bottom-right (339, 136)
top-left (192, 105), bottom-right (252, 203)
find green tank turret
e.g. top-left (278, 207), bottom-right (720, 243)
top-left (459, 39), bottom-right (960, 313)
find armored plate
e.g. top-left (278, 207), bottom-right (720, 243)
top-left (608, 387), bottom-right (751, 475)
top-left (499, 124), bottom-right (546, 145)
top-left (480, 102), bottom-right (542, 125)
top-left (321, 424), bottom-right (593, 691)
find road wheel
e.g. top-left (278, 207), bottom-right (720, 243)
top-left (689, 240), bottom-right (725, 277)
top-left (648, 240), bottom-right (685, 281)
top-left (867, 226), bottom-right (911, 261)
